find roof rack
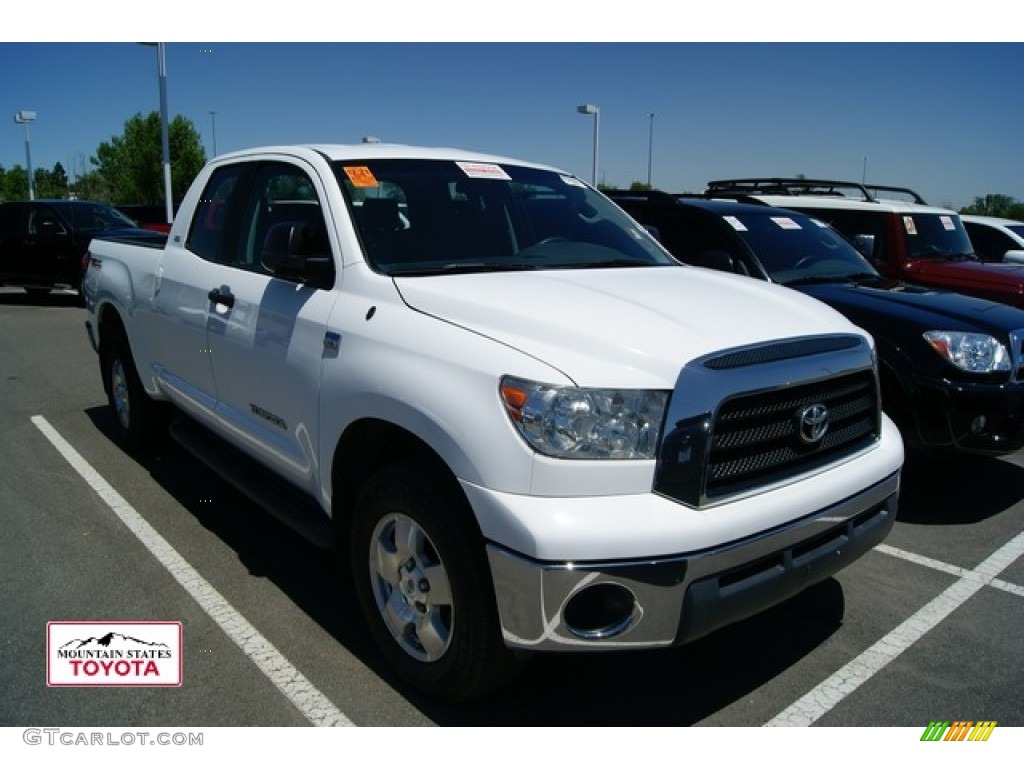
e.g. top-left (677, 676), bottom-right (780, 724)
top-left (705, 178), bottom-right (927, 205)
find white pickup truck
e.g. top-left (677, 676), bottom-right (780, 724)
top-left (83, 144), bottom-right (903, 701)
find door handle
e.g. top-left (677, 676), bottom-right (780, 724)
top-left (208, 287), bottom-right (235, 309)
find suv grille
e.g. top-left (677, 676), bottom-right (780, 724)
top-left (706, 371), bottom-right (879, 500)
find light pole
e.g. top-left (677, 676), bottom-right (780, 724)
top-left (140, 42), bottom-right (174, 225)
top-left (14, 110), bottom-right (37, 200)
top-left (646, 112), bottom-right (655, 189)
top-left (576, 104), bottom-right (600, 186)
top-left (209, 111), bottom-right (217, 157)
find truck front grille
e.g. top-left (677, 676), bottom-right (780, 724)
top-left (653, 334), bottom-right (881, 508)
top-left (706, 371), bottom-right (879, 499)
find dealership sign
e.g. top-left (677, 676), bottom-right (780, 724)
top-left (47, 622), bottom-right (182, 687)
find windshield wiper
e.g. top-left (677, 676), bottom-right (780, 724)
top-left (781, 275), bottom-right (845, 286)
top-left (783, 271), bottom-right (882, 287)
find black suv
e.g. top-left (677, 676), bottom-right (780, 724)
top-left (0, 200), bottom-right (161, 297)
top-left (608, 190), bottom-right (1024, 456)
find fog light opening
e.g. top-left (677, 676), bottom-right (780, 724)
top-left (563, 583), bottom-right (638, 640)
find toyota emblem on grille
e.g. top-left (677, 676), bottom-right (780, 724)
top-left (796, 403), bottom-right (829, 444)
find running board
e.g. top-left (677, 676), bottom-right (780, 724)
top-left (169, 417), bottom-right (335, 549)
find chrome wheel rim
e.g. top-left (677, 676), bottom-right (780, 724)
top-left (368, 513), bottom-right (454, 662)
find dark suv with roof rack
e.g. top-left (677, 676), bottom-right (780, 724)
top-left (703, 178), bottom-right (1024, 310)
top-left (608, 189), bottom-right (1024, 456)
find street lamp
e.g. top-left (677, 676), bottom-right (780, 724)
top-left (139, 42), bottom-right (174, 225)
top-left (209, 111), bottom-right (217, 157)
top-left (576, 104), bottom-right (600, 186)
top-left (646, 112), bottom-right (655, 189)
top-left (14, 110), bottom-right (37, 200)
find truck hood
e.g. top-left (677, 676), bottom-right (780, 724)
top-left (394, 266), bottom-right (865, 388)
top-left (798, 280), bottom-right (1024, 337)
top-left (903, 258), bottom-right (1024, 305)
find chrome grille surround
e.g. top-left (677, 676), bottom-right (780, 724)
top-left (654, 334), bottom-right (881, 508)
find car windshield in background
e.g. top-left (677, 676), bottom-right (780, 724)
top-left (53, 202), bottom-right (139, 233)
top-left (726, 211), bottom-right (880, 285)
top-left (901, 213), bottom-right (975, 259)
top-left (332, 159), bottom-right (676, 275)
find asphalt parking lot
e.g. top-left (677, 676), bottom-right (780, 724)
top-left (1, 287), bottom-right (1022, 729)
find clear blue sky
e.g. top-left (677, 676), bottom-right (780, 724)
top-left (3, 37), bottom-right (1022, 210)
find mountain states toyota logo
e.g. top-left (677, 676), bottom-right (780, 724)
top-left (47, 622), bottom-right (182, 687)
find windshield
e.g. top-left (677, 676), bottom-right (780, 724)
top-left (332, 159), bottom-right (676, 275)
top-left (727, 211), bottom-right (880, 285)
top-left (901, 214), bottom-right (975, 259)
top-left (56, 203), bottom-right (139, 233)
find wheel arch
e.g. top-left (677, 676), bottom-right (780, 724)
top-left (329, 418), bottom-right (478, 543)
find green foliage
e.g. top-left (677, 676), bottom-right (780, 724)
top-left (0, 162), bottom-right (70, 201)
top-left (960, 194), bottom-right (1024, 220)
top-left (0, 165), bottom-right (29, 201)
top-left (1, 111), bottom-right (206, 206)
top-left (629, 181), bottom-right (652, 191)
top-left (91, 111), bottom-right (207, 205)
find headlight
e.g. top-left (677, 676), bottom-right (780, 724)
top-left (500, 376), bottom-right (668, 459)
top-left (923, 331), bottom-right (1011, 373)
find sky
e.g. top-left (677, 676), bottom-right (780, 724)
top-left (3, 10), bottom-right (1023, 211)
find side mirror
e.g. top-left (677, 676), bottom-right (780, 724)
top-left (1002, 249), bottom-right (1024, 265)
top-left (260, 222), bottom-right (333, 288)
top-left (853, 234), bottom-right (876, 259)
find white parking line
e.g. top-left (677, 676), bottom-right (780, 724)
top-left (877, 543), bottom-right (1024, 597)
top-left (31, 415), bottom-right (355, 727)
top-left (766, 530), bottom-right (1024, 727)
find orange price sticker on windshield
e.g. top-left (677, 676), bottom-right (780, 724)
top-left (344, 166), bottom-right (379, 188)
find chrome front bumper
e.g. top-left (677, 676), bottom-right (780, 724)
top-left (487, 471), bottom-right (899, 651)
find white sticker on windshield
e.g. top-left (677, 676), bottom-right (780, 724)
top-left (940, 215), bottom-right (955, 231)
top-left (561, 175), bottom-right (587, 188)
top-left (723, 216), bottom-right (748, 231)
top-left (903, 216), bottom-right (918, 235)
top-left (456, 162), bottom-right (511, 180)
top-left (771, 217), bottom-right (802, 230)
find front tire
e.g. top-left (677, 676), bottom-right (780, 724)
top-left (350, 463), bottom-right (526, 701)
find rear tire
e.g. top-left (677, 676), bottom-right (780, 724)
top-left (101, 329), bottom-right (166, 450)
top-left (350, 463), bottom-right (526, 702)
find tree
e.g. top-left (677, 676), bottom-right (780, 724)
top-left (0, 161), bottom-right (71, 201)
top-left (91, 111), bottom-right (206, 206)
top-left (31, 162), bottom-right (71, 199)
top-left (71, 170), bottom-right (113, 202)
top-left (960, 194), bottom-right (1022, 219)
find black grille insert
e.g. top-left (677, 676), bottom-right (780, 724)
top-left (706, 371), bottom-right (879, 499)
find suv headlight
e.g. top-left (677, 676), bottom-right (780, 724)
top-left (500, 376), bottom-right (668, 459)
top-left (923, 331), bottom-right (1011, 373)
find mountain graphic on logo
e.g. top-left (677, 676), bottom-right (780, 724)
top-left (59, 632), bottom-right (171, 651)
